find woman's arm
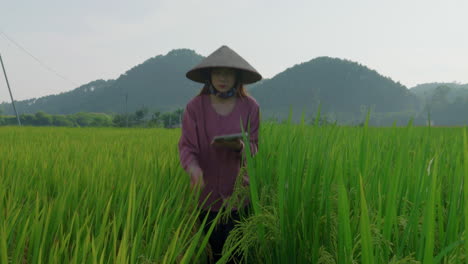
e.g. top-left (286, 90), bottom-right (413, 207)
top-left (178, 105), bottom-right (199, 170)
top-left (178, 104), bottom-right (203, 184)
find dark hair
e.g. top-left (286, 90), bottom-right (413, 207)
top-left (197, 68), bottom-right (249, 97)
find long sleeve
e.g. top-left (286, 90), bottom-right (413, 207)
top-left (178, 103), bottom-right (200, 171)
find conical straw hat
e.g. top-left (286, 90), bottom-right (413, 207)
top-left (186, 45), bottom-right (262, 84)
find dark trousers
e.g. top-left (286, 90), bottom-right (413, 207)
top-left (199, 207), bottom-right (249, 264)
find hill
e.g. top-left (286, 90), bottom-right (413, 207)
top-left (410, 82), bottom-right (468, 105)
top-left (250, 57), bottom-right (420, 123)
top-left (6, 51), bottom-right (467, 125)
top-left (409, 83), bottom-right (468, 125)
top-left (0, 49), bottom-right (204, 114)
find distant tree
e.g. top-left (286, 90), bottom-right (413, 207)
top-left (73, 112), bottom-right (94, 127)
top-left (135, 107), bottom-right (149, 120)
top-left (159, 108), bottom-right (184, 128)
top-left (112, 113), bottom-right (129, 127)
top-left (149, 111), bottom-right (162, 127)
top-left (35, 111), bottom-right (52, 126)
top-left (431, 85), bottom-right (450, 107)
top-left (90, 114), bottom-right (113, 127)
top-left (134, 107), bottom-right (149, 126)
top-left (19, 114), bottom-right (36, 125)
top-left (53, 115), bottom-right (75, 127)
top-left (174, 108), bottom-right (183, 126)
top-left (419, 84), bottom-right (468, 126)
top-left (160, 112), bottom-right (172, 128)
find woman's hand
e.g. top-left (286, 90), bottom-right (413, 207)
top-left (211, 138), bottom-right (244, 152)
top-left (188, 165), bottom-right (205, 190)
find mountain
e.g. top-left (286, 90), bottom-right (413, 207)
top-left (410, 82), bottom-right (468, 105)
top-left (410, 82), bottom-right (468, 94)
top-left (0, 49), bottom-right (204, 114)
top-left (408, 83), bottom-right (468, 126)
top-left (250, 57), bottom-right (420, 122)
top-left (5, 49), bottom-right (465, 125)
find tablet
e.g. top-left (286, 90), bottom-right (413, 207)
top-left (212, 132), bottom-right (248, 142)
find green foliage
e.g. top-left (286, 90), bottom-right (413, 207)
top-left (35, 111), bottom-right (52, 126)
top-left (73, 112), bottom-right (95, 126)
top-left (52, 115), bottom-right (74, 126)
top-left (148, 111), bottom-right (162, 127)
top-left (112, 113), bottom-right (130, 127)
top-left (226, 123), bottom-right (466, 263)
top-left (112, 108), bottom-right (182, 128)
top-left (464, 129), bottom-right (468, 261)
top-left (0, 125), bottom-right (466, 263)
top-left (1, 112), bottom-right (115, 127)
top-left (20, 113), bottom-right (36, 125)
top-left (160, 108), bottom-right (183, 128)
top-left (135, 106), bottom-right (149, 122)
top-left (0, 127), bottom-right (215, 263)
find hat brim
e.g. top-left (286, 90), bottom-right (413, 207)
top-left (186, 66), bottom-right (262, 84)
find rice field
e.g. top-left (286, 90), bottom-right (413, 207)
top-left (0, 123), bottom-right (467, 263)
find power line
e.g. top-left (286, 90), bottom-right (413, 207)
top-left (0, 29), bottom-right (78, 87)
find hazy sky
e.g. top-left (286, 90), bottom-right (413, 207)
top-left (1, 0), bottom-right (467, 102)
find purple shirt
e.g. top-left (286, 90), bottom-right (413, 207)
top-left (178, 94), bottom-right (260, 211)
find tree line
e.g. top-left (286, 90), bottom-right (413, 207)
top-left (0, 107), bottom-right (184, 128)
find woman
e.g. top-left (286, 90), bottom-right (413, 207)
top-left (178, 45), bottom-right (261, 263)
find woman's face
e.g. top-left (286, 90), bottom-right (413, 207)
top-left (211, 67), bottom-right (237, 93)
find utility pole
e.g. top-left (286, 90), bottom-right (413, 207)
top-left (0, 52), bottom-right (21, 126)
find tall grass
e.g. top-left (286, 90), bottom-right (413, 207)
top-left (0, 124), bottom-right (466, 263)
top-left (228, 122), bottom-right (466, 263)
top-left (0, 127), bottom-right (214, 263)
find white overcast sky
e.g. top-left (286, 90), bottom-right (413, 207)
top-left (1, 0), bottom-right (467, 102)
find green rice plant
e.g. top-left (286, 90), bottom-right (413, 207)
top-left (359, 174), bottom-right (374, 264)
top-left (464, 128), bottom-right (468, 263)
top-left (227, 122), bottom-right (466, 263)
top-left (336, 155), bottom-right (353, 263)
top-left (0, 127), bottom-right (218, 263)
top-left (0, 123), bottom-right (466, 263)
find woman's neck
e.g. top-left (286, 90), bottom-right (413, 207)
top-left (209, 94), bottom-right (236, 104)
